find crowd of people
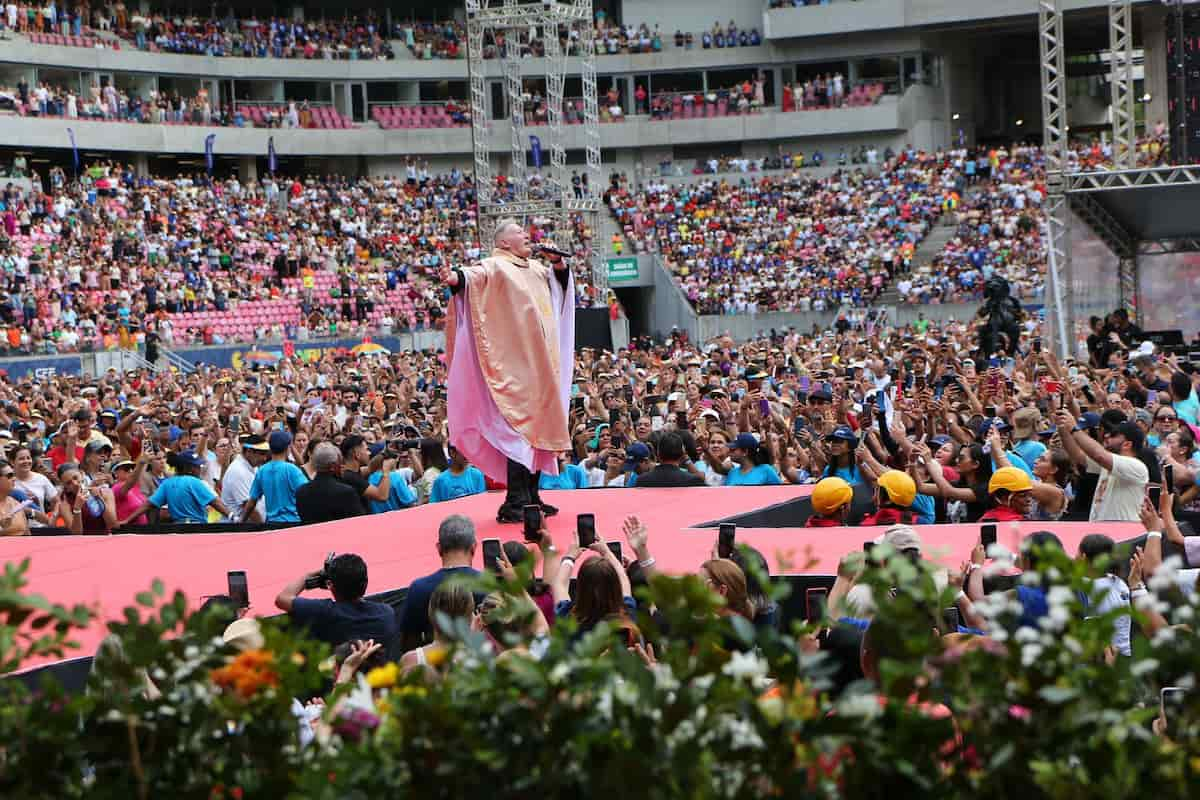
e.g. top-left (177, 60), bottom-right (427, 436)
top-left (0, 298), bottom-right (1196, 537)
top-left (605, 148), bottom-right (952, 313)
top-left (0, 160), bottom-right (604, 353)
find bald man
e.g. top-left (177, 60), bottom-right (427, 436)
top-left (442, 219), bottom-right (575, 523)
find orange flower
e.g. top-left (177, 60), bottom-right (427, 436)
top-left (211, 649), bottom-right (280, 699)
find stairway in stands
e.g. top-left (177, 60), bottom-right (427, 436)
top-left (876, 184), bottom-right (980, 307)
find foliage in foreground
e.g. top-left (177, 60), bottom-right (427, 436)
top-left (0, 547), bottom-right (1197, 799)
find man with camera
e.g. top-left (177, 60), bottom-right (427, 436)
top-left (274, 552), bottom-right (398, 652)
top-left (339, 434), bottom-right (397, 514)
top-left (296, 443), bottom-right (365, 523)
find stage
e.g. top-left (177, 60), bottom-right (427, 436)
top-left (2, 485), bottom-right (1146, 672)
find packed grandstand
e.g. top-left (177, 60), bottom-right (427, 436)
top-left (1, 0), bottom-right (1199, 795)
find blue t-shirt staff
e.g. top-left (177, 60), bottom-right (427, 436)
top-left (244, 431), bottom-right (309, 523)
top-left (429, 445), bottom-right (487, 503)
top-left (123, 449), bottom-right (232, 525)
top-left (723, 433), bottom-right (783, 486)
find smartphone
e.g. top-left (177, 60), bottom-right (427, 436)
top-left (988, 356), bottom-right (1002, 370)
top-left (482, 538), bottom-right (503, 574)
top-left (577, 513), bottom-right (596, 548)
top-left (1032, 338), bottom-right (1042, 354)
top-left (718, 523), bottom-right (736, 559)
top-left (1161, 687), bottom-right (1189, 740)
top-left (1148, 485), bottom-right (1162, 510)
top-left (609, 408), bottom-right (620, 426)
top-left (984, 405), bottom-right (996, 418)
top-left (758, 397), bottom-right (770, 417)
top-left (522, 504), bottom-right (543, 543)
top-left (875, 389), bottom-right (887, 408)
top-left (793, 416), bottom-right (807, 435)
top-left (227, 570), bottom-right (249, 609)
top-left (805, 587), bottom-right (828, 623)
top-left (607, 541), bottom-right (623, 562)
top-left (980, 524), bottom-right (998, 549)
top-left (676, 410), bottom-right (688, 430)
top-left (624, 387), bottom-right (634, 403)
top-left (1164, 463), bottom-right (1175, 494)
top-left (943, 607), bottom-right (961, 632)
top-left (915, 374), bottom-right (927, 391)
top-left (798, 376), bottom-right (811, 392)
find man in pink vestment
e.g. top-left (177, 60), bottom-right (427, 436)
top-left (442, 219), bottom-right (575, 523)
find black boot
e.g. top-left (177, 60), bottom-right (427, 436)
top-left (529, 471), bottom-right (558, 517)
top-left (497, 459), bottom-right (531, 523)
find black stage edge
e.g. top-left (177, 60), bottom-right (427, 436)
top-left (574, 307), bottom-right (613, 352)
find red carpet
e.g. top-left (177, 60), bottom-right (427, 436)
top-left (1, 485), bottom-right (1145, 670)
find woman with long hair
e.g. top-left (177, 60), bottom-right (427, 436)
top-left (920, 440), bottom-right (994, 522)
top-left (12, 445), bottom-right (55, 526)
top-left (400, 580), bottom-right (475, 680)
top-left (413, 438), bottom-right (450, 505)
top-left (700, 558), bottom-right (755, 621)
top-left (723, 433), bottom-right (782, 486)
top-left (550, 532), bottom-right (638, 643)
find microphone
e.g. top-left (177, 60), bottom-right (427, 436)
top-left (537, 243), bottom-right (572, 258)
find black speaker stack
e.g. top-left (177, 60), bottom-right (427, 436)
top-left (1166, 3), bottom-right (1200, 163)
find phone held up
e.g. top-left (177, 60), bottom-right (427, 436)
top-left (577, 513), bottom-right (597, 548)
top-left (227, 570), bottom-right (249, 609)
top-left (482, 538), bottom-right (503, 574)
top-left (522, 504), bottom-right (543, 543)
top-left (718, 523), bottom-right (736, 560)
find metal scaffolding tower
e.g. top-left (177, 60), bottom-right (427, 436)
top-left (1039, 0), bottom-right (1072, 357)
top-left (465, 0), bottom-right (605, 298)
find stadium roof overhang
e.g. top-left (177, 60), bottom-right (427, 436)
top-left (1064, 166), bottom-right (1200, 256)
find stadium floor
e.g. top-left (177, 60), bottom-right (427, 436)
top-left (3, 486), bottom-right (1144, 668)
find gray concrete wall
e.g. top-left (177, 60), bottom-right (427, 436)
top-left (0, 100), bottom-right (906, 157)
top-left (621, 0), bottom-right (763, 35)
top-left (765, 0), bottom-right (1153, 41)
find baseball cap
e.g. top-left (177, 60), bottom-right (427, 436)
top-left (928, 434), bottom-right (952, 449)
top-left (174, 449), bottom-right (206, 469)
top-left (1107, 421), bottom-right (1145, 450)
top-left (730, 432), bottom-right (759, 451)
top-left (84, 440), bottom-right (112, 454)
top-left (368, 441), bottom-right (388, 458)
top-left (240, 435), bottom-right (270, 451)
top-left (110, 460), bottom-right (136, 474)
top-left (268, 430), bottom-right (292, 453)
top-left (880, 524), bottom-right (922, 554)
top-left (1074, 412), bottom-right (1102, 431)
top-left (1012, 407), bottom-right (1041, 438)
top-left (623, 442), bottom-right (652, 471)
top-left (826, 425), bottom-right (858, 445)
top-left (1134, 408), bottom-right (1154, 426)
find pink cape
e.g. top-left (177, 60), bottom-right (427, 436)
top-left (446, 268), bottom-right (574, 482)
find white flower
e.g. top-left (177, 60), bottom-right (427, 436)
top-left (595, 685), bottom-right (614, 721)
top-left (548, 663), bottom-right (571, 685)
top-left (651, 663), bottom-right (680, 692)
top-left (721, 651), bottom-right (769, 683)
top-left (837, 691), bottom-right (883, 719)
top-left (1130, 658), bottom-right (1160, 678)
top-left (613, 678), bottom-right (640, 707)
top-left (1020, 643), bottom-right (1043, 667)
top-left (1047, 586), bottom-right (1075, 608)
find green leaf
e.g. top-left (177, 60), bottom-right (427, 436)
top-left (135, 592), bottom-right (155, 608)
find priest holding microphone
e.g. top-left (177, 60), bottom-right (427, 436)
top-left (441, 219), bottom-right (576, 523)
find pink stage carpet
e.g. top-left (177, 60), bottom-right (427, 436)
top-left (1, 486), bottom-right (1145, 670)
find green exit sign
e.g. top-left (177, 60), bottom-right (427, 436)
top-left (607, 257), bottom-right (638, 282)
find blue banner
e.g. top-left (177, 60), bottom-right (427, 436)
top-left (267, 136), bottom-right (277, 173)
top-left (529, 134), bottom-right (542, 169)
top-left (66, 127), bottom-right (79, 173)
top-left (204, 133), bottom-right (216, 175)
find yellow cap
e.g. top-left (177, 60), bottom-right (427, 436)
top-left (811, 477), bottom-right (853, 516)
top-left (876, 470), bottom-right (917, 508)
top-left (988, 466), bottom-right (1033, 495)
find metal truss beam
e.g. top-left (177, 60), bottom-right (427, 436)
top-left (1066, 192), bottom-right (1136, 258)
top-left (1066, 165), bottom-right (1200, 191)
top-left (1137, 237), bottom-right (1200, 255)
top-left (1108, 0), bottom-right (1136, 168)
top-left (1040, 0), bottom-right (1072, 357)
top-left (465, 0), bottom-right (604, 300)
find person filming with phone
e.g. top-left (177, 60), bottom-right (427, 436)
top-left (274, 552), bottom-right (398, 653)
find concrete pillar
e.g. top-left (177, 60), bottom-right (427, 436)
top-left (239, 156), bottom-right (258, 183)
top-left (133, 153), bottom-right (149, 176)
top-left (1142, 5), bottom-right (1169, 137)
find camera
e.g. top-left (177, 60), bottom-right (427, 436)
top-left (304, 552), bottom-right (337, 590)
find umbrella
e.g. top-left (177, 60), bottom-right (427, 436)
top-left (241, 350), bottom-right (282, 367)
top-left (351, 342), bottom-right (390, 356)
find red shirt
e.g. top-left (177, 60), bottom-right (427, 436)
top-left (804, 516), bottom-right (841, 528)
top-left (980, 506), bottom-right (1024, 522)
top-left (47, 444), bottom-right (84, 470)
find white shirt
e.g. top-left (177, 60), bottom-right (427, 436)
top-left (15, 472), bottom-right (57, 522)
top-left (1088, 574), bottom-right (1131, 657)
top-left (1089, 453), bottom-right (1148, 522)
top-left (220, 455), bottom-right (264, 522)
